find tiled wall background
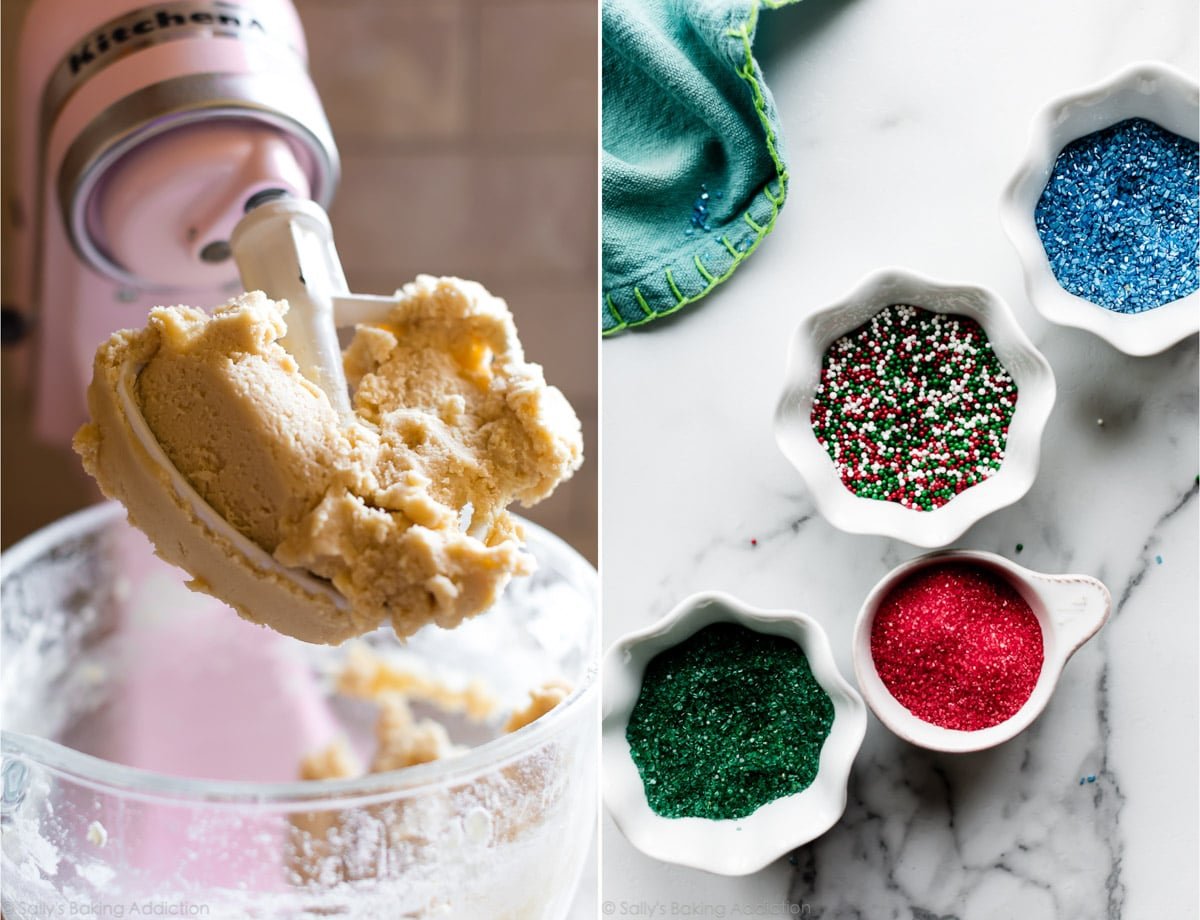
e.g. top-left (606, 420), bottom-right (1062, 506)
top-left (1, 0), bottom-right (598, 563)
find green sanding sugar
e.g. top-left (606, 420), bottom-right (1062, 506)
top-left (625, 622), bottom-right (835, 820)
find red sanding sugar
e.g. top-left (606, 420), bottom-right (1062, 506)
top-left (870, 563), bottom-right (1044, 731)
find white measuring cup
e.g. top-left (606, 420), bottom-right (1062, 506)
top-left (852, 550), bottom-right (1111, 753)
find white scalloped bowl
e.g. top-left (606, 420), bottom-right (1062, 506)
top-left (852, 550), bottom-right (1110, 753)
top-left (774, 268), bottom-right (1056, 548)
top-left (602, 592), bottom-right (866, 876)
top-left (1000, 62), bottom-right (1199, 356)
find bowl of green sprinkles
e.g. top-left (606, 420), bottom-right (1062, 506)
top-left (602, 592), bottom-right (866, 876)
top-left (1000, 61), bottom-right (1199, 356)
top-left (774, 268), bottom-right (1056, 548)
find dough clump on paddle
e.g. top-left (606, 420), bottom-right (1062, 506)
top-left (75, 276), bottom-right (582, 642)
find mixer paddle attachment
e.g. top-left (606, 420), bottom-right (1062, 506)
top-left (230, 198), bottom-right (353, 418)
top-left (229, 197), bottom-right (410, 412)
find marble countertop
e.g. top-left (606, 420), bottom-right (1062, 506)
top-left (600, 0), bottom-right (1198, 917)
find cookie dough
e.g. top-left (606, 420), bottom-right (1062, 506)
top-left (297, 687), bottom-right (569, 783)
top-left (290, 676), bottom-right (573, 889)
top-left (371, 695), bottom-right (460, 772)
top-left (75, 276), bottom-right (582, 643)
top-left (336, 643), bottom-right (499, 721)
top-left (504, 680), bottom-right (573, 733)
top-left (298, 738), bottom-right (361, 782)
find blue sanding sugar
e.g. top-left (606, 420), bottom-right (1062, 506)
top-left (1035, 118), bottom-right (1199, 314)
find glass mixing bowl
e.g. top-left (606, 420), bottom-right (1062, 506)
top-left (1, 502), bottom-right (597, 919)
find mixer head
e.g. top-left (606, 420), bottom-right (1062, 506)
top-left (11, 0), bottom-right (340, 442)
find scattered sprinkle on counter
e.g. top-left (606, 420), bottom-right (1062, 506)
top-left (811, 305), bottom-right (1018, 511)
top-left (1035, 118), bottom-right (1199, 313)
top-left (870, 563), bottom-right (1043, 731)
top-left (625, 622), bottom-right (834, 820)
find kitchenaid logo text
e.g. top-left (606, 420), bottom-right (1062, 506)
top-left (69, 6), bottom-right (266, 76)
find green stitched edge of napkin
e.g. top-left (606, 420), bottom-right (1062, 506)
top-left (602, 0), bottom-right (792, 337)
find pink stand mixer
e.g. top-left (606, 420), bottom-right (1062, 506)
top-left (6, 0), bottom-right (367, 846)
top-left (8, 0), bottom-right (363, 891)
top-left (12, 0), bottom-right (401, 633)
top-left (11, 0), bottom-right (341, 444)
top-left (7, 0), bottom-right (380, 773)
top-left (3, 4), bottom-right (599, 913)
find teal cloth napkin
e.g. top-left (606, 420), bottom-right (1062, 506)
top-left (602, 0), bottom-right (796, 335)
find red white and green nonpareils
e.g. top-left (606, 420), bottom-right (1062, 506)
top-left (810, 305), bottom-right (1018, 511)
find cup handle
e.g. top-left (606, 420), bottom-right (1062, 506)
top-left (1031, 573), bottom-right (1112, 658)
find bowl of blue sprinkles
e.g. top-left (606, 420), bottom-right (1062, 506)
top-left (1001, 62), bottom-right (1199, 356)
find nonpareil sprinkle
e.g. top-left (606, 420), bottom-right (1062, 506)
top-left (1035, 117), bottom-right (1199, 313)
top-left (688, 183), bottom-right (714, 234)
top-left (625, 622), bottom-right (834, 820)
top-left (870, 563), bottom-right (1043, 731)
top-left (810, 305), bottom-right (1018, 511)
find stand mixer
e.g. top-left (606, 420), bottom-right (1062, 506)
top-left (11, 0), bottom-right (343, 443)
top-left (13, 0), bottom-right (417, 635)
top-left (3, 3), bottom-right (599, 915)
